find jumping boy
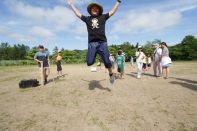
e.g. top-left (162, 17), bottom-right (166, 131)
top-left (66, 0), bottom-right (122, 83)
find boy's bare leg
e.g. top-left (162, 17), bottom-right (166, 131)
top-left (108, 68), bottom-right (113, 75)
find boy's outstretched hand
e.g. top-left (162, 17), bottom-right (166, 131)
top-left (67, 0), bottom-right (72, 5)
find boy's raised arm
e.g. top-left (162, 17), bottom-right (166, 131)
top-left (67, 0), bottom-right (82, 18)
top-left (109, 0), bottom-right (122, 17)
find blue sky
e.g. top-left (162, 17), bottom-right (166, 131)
top-left (0, 0), bottom-right (197, 52)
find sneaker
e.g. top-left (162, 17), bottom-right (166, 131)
top-left (109, 73), bottom-right (115, 84)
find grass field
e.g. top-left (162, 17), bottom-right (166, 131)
top-left (0, 61), bottom-right (197, 131)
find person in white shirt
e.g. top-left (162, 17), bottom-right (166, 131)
top-left (147, 54), bottom-right (152, 71)
top-left (153, 43), bottom-right (162, 77)
top-left (135, 46), bottom-right (145, 79)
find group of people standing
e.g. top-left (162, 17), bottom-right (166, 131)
top-left (135, 42), bottom-right (172, 79)
top-left (34, 0), bottom-right (172, 86)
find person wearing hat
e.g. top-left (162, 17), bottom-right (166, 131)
top-left (135, 45), bottom-right (145, 79)
top-left (34, 45), bottom-right (50, 85)
top-left (67, 0), bottom-right (122, 84)
top-left (153, 43), bottom-right (162, 77)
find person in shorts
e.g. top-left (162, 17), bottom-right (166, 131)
top-left (116, 50), bottom-right (124, 79)
top-left (56, 52), bottom-right (63, 77)
top-left (67, 0), bottom-right (122, 84)
top-left (34, 45), bottom-right (50, 85)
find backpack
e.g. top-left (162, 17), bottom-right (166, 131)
top-left (19, 79), bottom-right (39, 88)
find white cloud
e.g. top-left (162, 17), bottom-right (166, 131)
top-left (112, 10), bottom-right (181, 34)
top-left (30, 26), bottom-right (54, 39)
top-left (5, 0), bottom-right (77, 31)
top-left (2, 0), bottom-right (87, 39)
top-left (111, 0), bottom-right (197, 34)
top-left (57, 0), bottom-right (93, 5)
top-left (0, 25), bottom-right (32, 41)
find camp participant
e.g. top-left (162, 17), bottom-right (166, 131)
top-left (147, 54), bottom-right (152, 71)
top-left (135, 46), bottom-right (145, 79)
top-left (34, 45), bottom-right (50, 85)
top-left (161, 42), bottom-right (172, 79)
top-left (116, 50), bottom-right (124, 79)
top-left (56, 52), bottom-right (63, 77)
top-left (153, 43), bottom-right (162, 77)
top-left (142, 53), bottom-right (147, 72)
top-left (109, 54), bottom-right (115, 69)
top-left (67, 0), bottom-right (122, 84)
top-left (130, 56), bottom-right (134, 66)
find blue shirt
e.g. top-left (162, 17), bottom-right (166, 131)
top-left (34, 51), bottom-right (49, 67)
top-left (117, 55), bottom-right (124, 66)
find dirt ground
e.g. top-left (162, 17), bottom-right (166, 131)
top-left (0, 61), bottom-right (197, 131)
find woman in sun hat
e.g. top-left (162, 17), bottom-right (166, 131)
top-left (67, 0), bottom-right (122, 84)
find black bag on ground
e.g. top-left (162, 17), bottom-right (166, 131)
top-left (19, 79), bottom-right (39, 88)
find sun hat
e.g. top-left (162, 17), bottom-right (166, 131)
top-left (87, 3), bottom-right (103, 16)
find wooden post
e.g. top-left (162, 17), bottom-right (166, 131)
top-left (40, 62), bottom-right (44, 86)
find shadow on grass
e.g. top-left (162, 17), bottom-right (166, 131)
top-left (126, 72), bottom-right (156, 78)
top-left (82, 79), bottom-right (111, 92)
top-left (170, 77), bottom-right (197, 92)
top-left (48, 74), bottom-right (68, 84)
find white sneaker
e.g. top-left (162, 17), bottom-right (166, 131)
top-left (109, 73), bottom-right (115, 84)
top-left (137, 75), bottom-right (141, 79)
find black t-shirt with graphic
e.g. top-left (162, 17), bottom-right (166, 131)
top-left (81, 13), bottom-right (110, 43)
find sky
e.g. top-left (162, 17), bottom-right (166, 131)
top-left (0, 0), bottom-right (197, 52)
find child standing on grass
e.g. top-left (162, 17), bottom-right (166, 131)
top-left (56, 52), bottom-right (63, 77)
top-left (147, 54), bottom-right (152, 71)
top-left (34, 45), bottom-right (50, 85)
top-left (67, 0), bottom-right (122, 84)
top-left (117, 50), bottom-right (124, 79)
top-left (142, 53), bottom-right (147, 72)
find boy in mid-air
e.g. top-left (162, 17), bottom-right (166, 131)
top-left (66, 0), bottom-right (122, 84)
top-left (34, 45), bottom-right (50, 85)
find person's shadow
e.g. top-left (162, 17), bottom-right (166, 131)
top-left (170, 77), bottom-right (197, 91)
top-left (82, 79), bottom-right (111, 92)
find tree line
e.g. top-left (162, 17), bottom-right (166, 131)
top-left (0, 35), bottom-right (196, 65)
